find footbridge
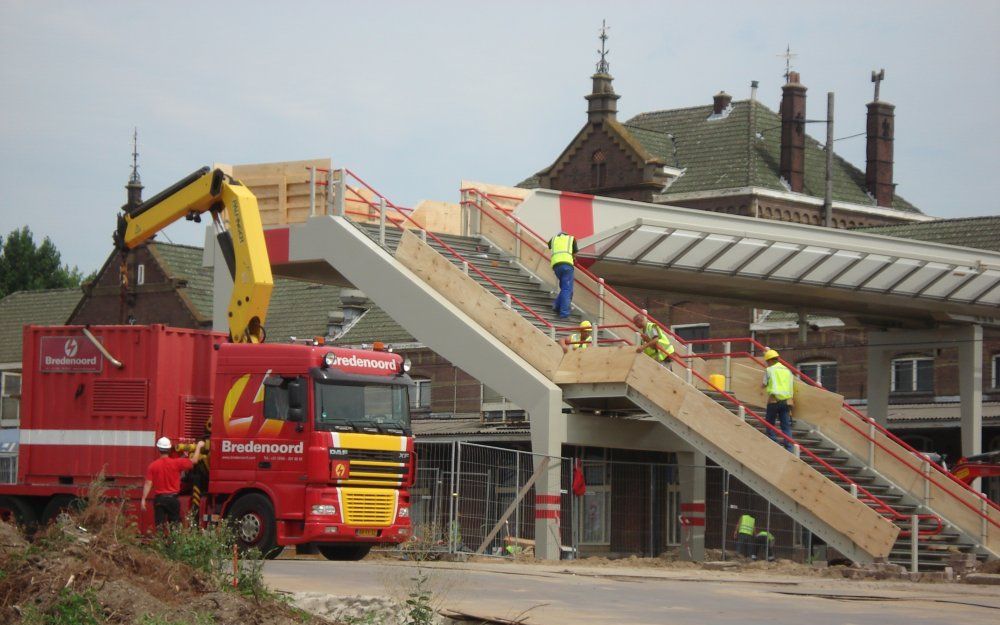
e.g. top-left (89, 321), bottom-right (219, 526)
top-left (206, 166), bottom-right (998, 567)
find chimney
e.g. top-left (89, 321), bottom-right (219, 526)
top-left (712, 91), bottom-right (733, 115)
top-left (865, 72), bottom-right (895, 207)
top-left (586, 72), bottom-right (620, 123)
top-left (779, 71), bottom-right (807, 192)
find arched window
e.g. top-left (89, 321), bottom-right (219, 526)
top-left (591, 150), bottom-right (607, 188)
top-left (797, 359), bottom-right (838, 393)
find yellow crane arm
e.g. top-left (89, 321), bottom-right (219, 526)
top-left (114, 167), bottom-right (273, 343)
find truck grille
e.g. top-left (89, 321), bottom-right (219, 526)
top-left (342, 490), bottom-right (395, 525)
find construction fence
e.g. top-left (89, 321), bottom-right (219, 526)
top-left (390, 442), bottom-right (821, 562)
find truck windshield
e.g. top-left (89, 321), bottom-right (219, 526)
top-left (314, 381), bottom-right (411, 432)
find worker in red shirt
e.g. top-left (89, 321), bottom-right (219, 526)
top-left (141, 436), bottom-right (205, 528)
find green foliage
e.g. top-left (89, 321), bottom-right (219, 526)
top-left (0, 226), bottom-right (87, 299)
top-left (404, 570), bottom-right (435, 625)
top-left (21, 588), bottom-right (102, 625)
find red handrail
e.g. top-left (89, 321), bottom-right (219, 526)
top-left (458, 188), bottom-right (992, 536)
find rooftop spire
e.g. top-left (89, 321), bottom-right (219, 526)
top-left (129, 127), bottom-right (141, 185)
top-left (596, 19), bottom-right (610, 74)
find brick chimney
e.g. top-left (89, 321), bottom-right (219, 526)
top-left (779, 71), bottom-right (807, 192)
top-left (713, 91), bottom-right (732, 115)
top-left (866, 99), bottom-right (895, 207)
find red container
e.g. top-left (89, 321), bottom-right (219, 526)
top-left (19, 324), bottom-right (224, 488)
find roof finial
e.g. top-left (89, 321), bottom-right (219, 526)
top-left (129, 127), bottom-right (141, 185)
top-left (777, 45), bottom-right (797, 82)
top-left (596, 19), bottom-right (610, 74)
top-left (871, 68), bottom-right (885, 102)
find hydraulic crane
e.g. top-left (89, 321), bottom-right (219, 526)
top-left (114, 166), bottom-right (273, 343)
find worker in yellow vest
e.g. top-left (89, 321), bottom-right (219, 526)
top-left (548, 231), bottom-right (577, 319)
top-left (754, 529), bottom-right (776, 561)
top-left (762, 349), bottom-right (794, 451)
top-left (560, 320), bottom-right (593, 353)
top-left (633, 313), bottom-right (674, 364)
top-left (733, 512), bottom-right (756, 558)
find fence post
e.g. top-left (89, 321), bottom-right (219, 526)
top-left (723, 341), bottom-right (732, 391)
top-left (309, 167), bottom-right (316, 217)
top-left (448, 441), bottom-right (458, 554)
top-left (910, 515), bottom-right (919, 574)
top-left (378, 198), bottom-right (387, 247)
top-left (721, 470), bottom-right (730, 560)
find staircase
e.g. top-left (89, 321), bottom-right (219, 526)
top-left (270, 174), bottom-right (998, 568)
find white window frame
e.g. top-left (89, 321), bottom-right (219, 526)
top-left (411, 379), bottom-right (432, 410)
top-left (671, 323), bottom-right (710, 354)
top-left (1, 371), bottom-right (22, 423)
top-left (797, 360), bottom-right (838, 392)
top-left (891, 356), bottom-right (934, 393)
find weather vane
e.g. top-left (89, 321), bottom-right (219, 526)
top-left (871, 68), bottom-right (885, 102)
top-left (777, 45), bottom-right (797, 82)
top-left (596, 19), bottom-right (610, 74)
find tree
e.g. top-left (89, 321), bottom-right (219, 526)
top-left (0, 227), bottom-right (87, 299)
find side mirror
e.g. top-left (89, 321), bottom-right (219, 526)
top-left (288, 408), bottom-right (304, 423)
top-left (288, 379), bottom-right (307, 410)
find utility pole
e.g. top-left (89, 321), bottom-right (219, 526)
top-left (823, 92), bottom-right (834, 228)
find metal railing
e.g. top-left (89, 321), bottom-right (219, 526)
top-left (308, 173), bottom-right (994, 542)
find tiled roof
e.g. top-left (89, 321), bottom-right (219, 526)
top-left (0, 288), bottom-right (82, 363)
top-left (143, 243), bottom-right (413, 344)
top-left (149, 243), bottom-right (214, 320)
top-left (854, 216), bottom-right (1000, 252)
top-left (625, 100), bottom-right (921, 213)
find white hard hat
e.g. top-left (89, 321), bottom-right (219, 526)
top-left (155, 436), bottom-right (172, 451)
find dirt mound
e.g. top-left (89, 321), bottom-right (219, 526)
top-left (0, 498), bottom-right (333, 625)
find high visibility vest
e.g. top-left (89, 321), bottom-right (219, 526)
top-left (756, 530), bottom-right (774, 541)
top-left (737, 514), bottom-right (756, 536)
top-left (569, 332), bottom-right (590, 350)
top-left (549, 234), bottom-right (575, 267)
top-left (765, 363), bottom-right (794, 401)
top-left (642, 322), bottom-right (674, 361)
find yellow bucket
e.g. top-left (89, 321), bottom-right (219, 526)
top-left (709, 374), bottom-right (726, 391)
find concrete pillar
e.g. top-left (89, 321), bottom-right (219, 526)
top-left (958, 325), bottom-right (983, 477)
top-left (678, 451), bottom-right (707, 561)
top-left (866, 341), bottom-right (891, 427)
top-left (528, 388), bottom-right (568, 561)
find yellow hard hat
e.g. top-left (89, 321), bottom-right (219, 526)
top-left (579, 320), bottom-right (592, 329)
top-left (763, 349), bottom-right (779, 361)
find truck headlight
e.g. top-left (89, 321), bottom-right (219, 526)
top-left (312, 504), bottom-right (337, 516)
top-left (322, 352), bottom-right (336, 368)
top-left (402, 358), bottom-right (412, 373)
top-left (397, 506), bottom-right (410, 518)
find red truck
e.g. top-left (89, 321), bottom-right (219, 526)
top-left (0, 167), bottom-right (416, 560)
top-left (1, 324), bottom-right (415, 560)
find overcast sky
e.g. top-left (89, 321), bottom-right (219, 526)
top-left (1, 0), bottom-right (998, 273)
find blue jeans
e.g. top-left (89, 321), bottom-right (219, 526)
top-left (766, 400), bottom-right (793, 450)
top-left (553, 263), bottom-right (574, 318)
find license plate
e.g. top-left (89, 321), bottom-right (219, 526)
top-left (357, 529), bottom-right (378, 537)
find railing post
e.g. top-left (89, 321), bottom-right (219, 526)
top-left (591, 324), bottom-right (599, 348)
top-left (378, 198), bottom-right (387, 247)
top-left (792, 444), bottom-right (801, 458)
top-left (723, 341), bottom-right (732, 391)
top-left (473, 194), bottom-right (482, 237)
top-left (548, 326), bottom-right (556, 341)
top-left (737, 405), bottom-right (746, 421)
top-left (910, 515), bottom-right (919, 574)
top-left (921, 459), bottom-right (931, 506)
top-left (685, 361), bottom-right (693, 385)
top-left (982, 496), bottom-right (989, 547)
top-left (420, 229), bottom-right (428, 243)
top-left (462, 261), bottom-right (469, 275)
top-left (850, 483), bottom-right (858, 499)
top-left (597, 278), bottom-right (606, 327)
top-left (332, 169), bottom-right (345, 217)
top-left (867, 419), bottom-right (876, 467)
top-left (308, 167), bottom-right (316, 217)
top-left (504, 293), bottom-right (512, 309)
top-left (514, 221), bottom-right (522, 260)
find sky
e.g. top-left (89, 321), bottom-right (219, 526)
top-left (1, 0), bottom-right (998, 274)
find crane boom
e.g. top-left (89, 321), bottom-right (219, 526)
top-left (114, 167), bottom-right (273, 343)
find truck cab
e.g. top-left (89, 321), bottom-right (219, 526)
top-left (211, 342), bottom-right (414, 559)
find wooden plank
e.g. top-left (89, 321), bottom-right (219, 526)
top-left (409, 200), bottom-right (462, 235)
top-left (475, 457), bottom-right (550, 555)
top-left (731, 362), bottom-right (768, 407)
top-left (790, 381), bottom-right (844, 430)
top-left (625, 363), bottom-right (899, 559)
top-left (554, 346), bottom-right (635, 384)
top-left (394, 230), bottom-right (563, 378)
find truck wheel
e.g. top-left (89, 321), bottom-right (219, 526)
top-left (0, 495), bottom-right (38, 530)
top-left (226, 493), bottom-right (280, 559)
top-left (317, 544), bottom-right (372, 561)
top-left (41, 496), bottom-right (83, 525)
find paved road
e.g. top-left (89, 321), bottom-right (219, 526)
top-left (264, 559), bottom-right (1000, 625)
